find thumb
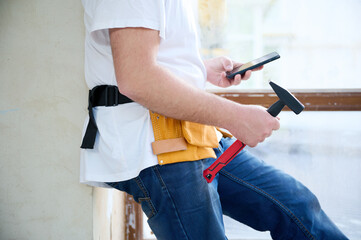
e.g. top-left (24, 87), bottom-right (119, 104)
top-left (221, 56), bottom-right (233, 72)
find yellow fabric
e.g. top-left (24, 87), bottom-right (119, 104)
top-left (149, 111), bottom-right (218, 165)
top-left (215, 127), bottom-right (233, 139)
top-left (181, 121), bottom-right (219, 147)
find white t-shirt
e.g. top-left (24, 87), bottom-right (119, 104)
top-left (80, 0), bottom-right (209, 187)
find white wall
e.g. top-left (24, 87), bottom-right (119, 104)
top-left (0, 0), bottom-right (93, 239)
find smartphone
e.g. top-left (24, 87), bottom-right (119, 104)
top-left (226, 52), bottom-right (280, 79)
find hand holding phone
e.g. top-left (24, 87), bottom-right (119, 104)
top-left (226, 52), bottom-right (280, 79)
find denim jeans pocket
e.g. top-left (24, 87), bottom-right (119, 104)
top-left (106, 178), bottom-right (158, 219)
top-left (138, 197), bottom-right (157, 219)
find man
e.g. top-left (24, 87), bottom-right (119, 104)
top-left (80, 0), bottom-right (348, 239)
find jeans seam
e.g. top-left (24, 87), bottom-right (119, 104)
top-left (219, 169), bottom-right (316, 240)
top-left (152, 166), bottom-right (190, 240)
top-left (152, 166), bottom-right (167, 189)
top-left (134, 176), bottom-right (157, 218)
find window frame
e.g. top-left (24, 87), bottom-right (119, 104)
top-left (214, 89), bottom-right (361, 111)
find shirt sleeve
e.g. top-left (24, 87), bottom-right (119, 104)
top-left (88, 0), bottom-right (166, 39)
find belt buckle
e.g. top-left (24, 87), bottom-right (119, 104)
top-left (105, 85), bottom-right (119, 107)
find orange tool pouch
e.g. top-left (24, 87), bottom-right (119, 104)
top-left (150, 111), bottom-right (222, 165)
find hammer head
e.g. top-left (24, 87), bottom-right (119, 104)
top-left (269, 81), bottom-right (304, 114)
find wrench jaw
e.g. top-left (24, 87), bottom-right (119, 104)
top-left (203, 171), bottom-right (214, 183)
top-left (203, 140), bottom-right (246, 183)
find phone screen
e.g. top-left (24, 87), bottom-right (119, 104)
top-left (237, 52), bottom-right (279, 71)
top-left (227, 52), bottom-right (280, 79)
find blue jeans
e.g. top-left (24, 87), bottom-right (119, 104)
top-left (107, 137), bottom-right (348, 240)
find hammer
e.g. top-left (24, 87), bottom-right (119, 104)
top-left (203, 81), bottom-right (305, 183)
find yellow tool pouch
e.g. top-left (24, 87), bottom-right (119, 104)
top-left (150, 111), bottom-right (219, 165)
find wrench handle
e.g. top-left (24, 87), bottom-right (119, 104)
top-left (203, 140), bottom-right (246, 183)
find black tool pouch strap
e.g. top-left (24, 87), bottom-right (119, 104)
top-left (80, 85), bottom-right (133, 149)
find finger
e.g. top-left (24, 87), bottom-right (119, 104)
top-left (273, 118), bottom-right (280, 130)
top-left (232, 61), bottom-right (243, 69)
top-left (253, 65), bottom-right (264, 71)
top-left (232, 74), bottom-right (242, 85)
top-left (221, 56), bottom-right (234, 72)
top-left (242, 70), bottom-right (252, 80)
top-left (221, 71), bottom-right (226, 78)
top-left (220, 72), bottom-right (231, 87)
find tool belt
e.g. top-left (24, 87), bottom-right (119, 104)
top-left (80, 85), bottom-right (133, 149)
top-left (81, 85), bottom-right (224, 165)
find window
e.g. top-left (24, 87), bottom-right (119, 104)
top-left (124, 0), bottom-right (361, 239)
top-left (198, 0), bottom-right (361, 239)
top-left (200, 0), bottom-right (361, 91)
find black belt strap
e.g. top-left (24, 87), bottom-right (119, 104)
top-left (80, 85), bottom-right (133, 149)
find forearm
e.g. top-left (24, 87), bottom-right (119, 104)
top-left (116, 63), bottom-right (242, 130)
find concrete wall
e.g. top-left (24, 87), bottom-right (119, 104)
top-left (0, 0), bottom-right (93, 239)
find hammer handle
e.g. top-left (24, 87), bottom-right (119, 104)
top-left (267, 100), bottom-right (285, 117)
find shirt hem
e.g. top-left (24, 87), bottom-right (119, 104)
top-left (80, 162), bottom-right (158, 188)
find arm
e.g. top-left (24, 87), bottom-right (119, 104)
top-left (110, 27), bottom-right (279, 147)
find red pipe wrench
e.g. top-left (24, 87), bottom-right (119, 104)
top-left (203, 140), bottom-right (246, 183)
